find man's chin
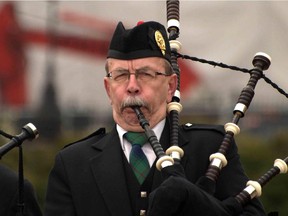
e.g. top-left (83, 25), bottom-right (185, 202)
top-left (117, 107), bottom-right (150, 128)
top-left (123, 114), bottom-right (139, 126)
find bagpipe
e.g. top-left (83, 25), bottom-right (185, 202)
top-left (132, 1), bottom-right (287, 215)
top-left (0, 123), bottom-right (39, 216)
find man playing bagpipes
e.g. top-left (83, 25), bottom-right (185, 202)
top-left (44, 20), bottom-right (266, 216)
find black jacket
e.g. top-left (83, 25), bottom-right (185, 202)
top-left (0, 164), bottom-right (42, 216)
top-left (45, 120), bottom-right (265, 216)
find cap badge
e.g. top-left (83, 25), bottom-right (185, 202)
top-left (154, 30), bottom-right (166, 56)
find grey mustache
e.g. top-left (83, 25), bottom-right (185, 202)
top-left (121, 97), bottom-right (146, 109)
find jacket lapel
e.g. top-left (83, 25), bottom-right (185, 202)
top-left (90, 127), bottom-right (133, 216)
top-left (160, 118), bottom-right (189, 150)
top-left (160, 119), bottom-right (190, 170)
top-left (150, 119), bottom-right (190, 188)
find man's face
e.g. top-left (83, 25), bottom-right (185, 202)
top-left (104, 57), bottom-right (177, 131)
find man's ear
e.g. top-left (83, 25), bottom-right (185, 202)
top-left (104, 77), bottom-right (111, 101)
top-left (167, 74), bottom-right (177, 102)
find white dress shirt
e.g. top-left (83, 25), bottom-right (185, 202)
top-left (116, 118), bottom-right (166, 167)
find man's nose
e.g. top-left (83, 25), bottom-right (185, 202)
top-left (127, 74), bottom-right (140, 94)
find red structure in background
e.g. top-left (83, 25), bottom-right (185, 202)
top-left (0, 2), bottom-right (199, 108)
top-left (0, 3), bottom-right (26, 107)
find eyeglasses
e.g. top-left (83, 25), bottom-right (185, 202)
top-left (107, 69), bottom-right (170, 83)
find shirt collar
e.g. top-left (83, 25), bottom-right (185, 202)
top-left (116, 118), bottom-right (166, 151)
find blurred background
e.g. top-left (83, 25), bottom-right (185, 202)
top-left (0, 0), bottom-right (288, 214)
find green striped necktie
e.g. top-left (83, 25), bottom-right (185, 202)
top-left (124, 132), bottom-right (150, 184)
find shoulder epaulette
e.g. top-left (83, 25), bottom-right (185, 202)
top-left (181, 123), bottom-right (225, 135)
top-left (63, 128), bottom-right (106, 148)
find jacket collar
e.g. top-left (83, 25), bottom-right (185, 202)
top-left (160, 118), bottom-right (189, 150)
top-left (90, 127), bottom-right (133, 216)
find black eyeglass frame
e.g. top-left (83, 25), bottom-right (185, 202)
top-left (106, 70), bottom-right (171, 82)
